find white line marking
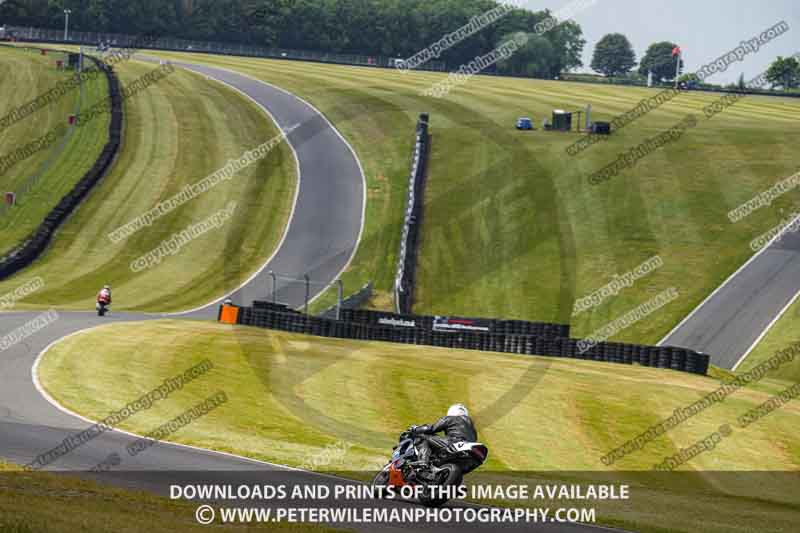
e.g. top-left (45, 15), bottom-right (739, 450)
top-left (658, 213), bottom-right (800, 352)
top-left (30, 328), bottom-right (338, 478)
top-left (732, 285), bottom-right (800, 371)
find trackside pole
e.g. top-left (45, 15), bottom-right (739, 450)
top-left (674, 46), bottom-right (682, 89)
top-left (304, 274), bottom-right (310, 314)
top-left (336, 279), bottom-right (344, 320)
top-left (269, 270), bottom-right (277, 303)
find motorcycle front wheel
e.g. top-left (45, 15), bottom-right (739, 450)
top-left (371, 466), bottom-right (390, 497)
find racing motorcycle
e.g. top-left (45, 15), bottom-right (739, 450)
top-left (371, 428), bottom-right (488, 507)
top-left (96, 296), bottom-right (111, 316)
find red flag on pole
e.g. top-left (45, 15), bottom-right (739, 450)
top-left (672, 45), bottom-right (682, 57)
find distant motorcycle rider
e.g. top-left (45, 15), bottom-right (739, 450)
top-left (97, 285), bottom-right (112, 305)
top-left (411, 403), bottom-right (477, 467)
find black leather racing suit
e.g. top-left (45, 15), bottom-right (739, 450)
top-left (413, 415), bottom-right (477, 465)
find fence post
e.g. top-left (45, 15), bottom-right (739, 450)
top-left (336, 279), bottom-right (344, 320)
top-left (304, 274), bottom-right (310, 315)
top-left (269, 270), bottom-right (277, 304)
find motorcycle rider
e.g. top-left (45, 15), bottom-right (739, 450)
top-left (97, 285), bottom-right (112, 306)
top-left (411, 403), bottom-right (477, 468)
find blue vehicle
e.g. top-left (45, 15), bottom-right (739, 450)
top-left (516, 117), bottom-right (533, 130)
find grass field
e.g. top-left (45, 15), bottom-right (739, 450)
top-left (737, 295), bottom-right (800, 383)
top-left (0, 460), bottom-right (341, 533)
top-left (37, 320), bottom-right (800, 533)
top-left (0, 56), bottom-right (296, 311)
top-left (121, 50), bottom-right (800, 348)
top-left (0, 45), bottom-right (109, 255)
top-left (6, 46), bottom-right (800, 359)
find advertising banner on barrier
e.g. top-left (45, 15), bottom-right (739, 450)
top-left (377, 316), bottom-right (417, 328)
top-left (433, 316), bottom-right (493, 333)
top-left (232, 305), bottom-right (709, 375)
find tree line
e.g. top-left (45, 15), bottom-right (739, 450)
top-left (0, 0), bottom-right (586, 78)
top-left (590, 32), bottom-right (799, 90)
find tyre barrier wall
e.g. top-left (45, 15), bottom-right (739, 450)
top-left (340, 308), bottom-right (569, 339)
top-left (394, 114), bottom-right (430, 315)
top-left (318, 281), bottom-right (373, 319)
top-left (0, 54), bottom-right (121, 280)
top-left (229, 305), bottom-right (710, 375)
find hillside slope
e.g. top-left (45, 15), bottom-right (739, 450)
top-left (0, 58), bottom-right (296, 311)
top-left (0, 45), bottom-right (109, 254)
top-left (39, 320), bottom-right (800, 533)
top-left (137, 51), bottom-right (800, 348)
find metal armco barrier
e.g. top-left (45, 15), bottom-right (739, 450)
top-left (319, 281), bottom-right (373, 319)
top-left (394, 114), bottom-right (430, 314)
top-left (227, 304), bottom-right (710, 376)
top-left (0, 53), bottom-right (121, 280)
top-left (252, 301), bottom-right (302, 314)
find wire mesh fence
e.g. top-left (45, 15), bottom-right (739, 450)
top-left (7, 26), bottom-right (447, 72)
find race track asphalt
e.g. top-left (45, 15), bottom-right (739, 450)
top-left (0, 60), bottom-right (614, 532)
top-left (156, 58), bottom-right (366, 318)
top-left (659, 219), bottom-right (800, 370)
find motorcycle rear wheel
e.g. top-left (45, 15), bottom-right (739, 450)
top-left (419, 463), bottom-right (462, 508)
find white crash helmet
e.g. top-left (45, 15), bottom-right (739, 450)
top-left (447, 403), bottom-right (469, 417)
